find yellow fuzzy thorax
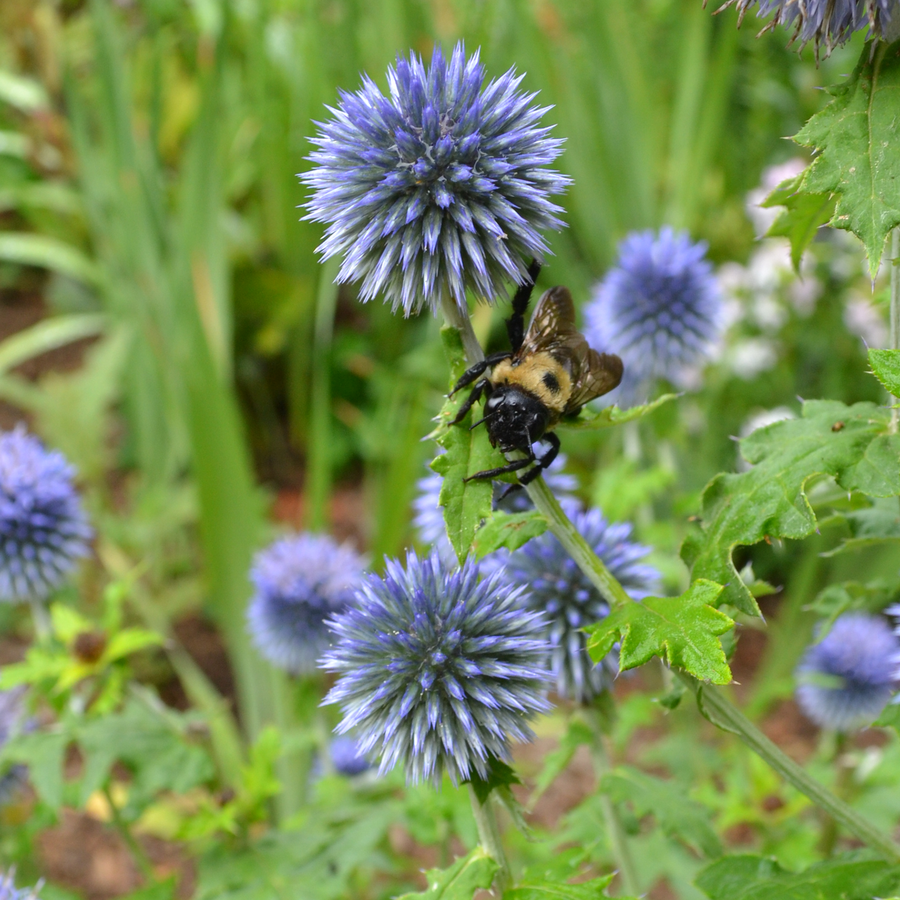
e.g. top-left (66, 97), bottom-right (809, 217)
top-left (491, 352), bottom-right (572, 418)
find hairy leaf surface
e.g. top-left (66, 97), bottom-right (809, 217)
top-left (586, 580), bottom-right (732, 684)
top-left (792, 41), bottom-right (900, 275)
top-left (681, 401), bottom-right (900, 616)
top-left (396, 848), bottom-right (498, 899)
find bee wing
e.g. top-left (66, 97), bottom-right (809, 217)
top-left (566, 345), bottom-right (624, 412)
top-left (522, 287), bottom-right (623, 411)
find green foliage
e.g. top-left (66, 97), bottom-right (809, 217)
top-left (869, 348), bottom-right (900, 397)
top-left (695, 854), bottom-right (900, 900)
top-left (432, 326), bottom-right (507, 561)
top-left (761, 174), bottom-right (835, 272)
top-left (505, 873), bottom-right (634, 899)
top-left (789, 41), bottom-right (900, 276)
top-left (587, 580), bottom-right (732, 684)
top-left (562, 394), bottom-right (680, 432)
top-left (599, 766), bottom-right (722, 858)
top-left (466, 758), bottom-right (522, 805)
top-left (395, 848), bottom-right (499, 899)
top-left (473, 511), bottom-right (550, 559)
top-left (682, 400), bottom-right (900, 616)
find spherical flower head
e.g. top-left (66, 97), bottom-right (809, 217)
top-left (481, 509), bottom-right (659, 704)
top-left (584, 227), bottom-right (722, 402)
top-left (321, 550), bottom-right (552, 786)
top-left (247, 533), bottom-right (365, 675)
top-left (717, 0), bottom-right (897, 56)
top-left (302, 42), bottom-right (571, 316)
top-left (0, 688), bottom-right (26, 804)
top-left (329, 735), bottom-right (371, 777)
top-left (795, 613), bottom-right (899, 731)
top-left (0, 871), bottom-right (39, 900)
top-left (412, 451), bottom-right (579, 565)
top-left (0, 426), bottom-right (91, 603)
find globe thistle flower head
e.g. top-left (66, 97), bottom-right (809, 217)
top-left (329, 736), bottom-right (371, 777)
top-left (0, 871), bottom-right (39, 900)
top-left (715, 0), bottom-right (896, 56)
top-left (795, 613), bottom-right (899, 731)
top-left (247, 533), bottom-right (365, 675)
top-left (584, 227), bottom-right (722, 402)
top-left (481, 509), bottom-right (659, 704)
top-left (412, 451), bottom-right (579, 564)
top-left (302, 43), bottom-right (571, 316)
top-left (321, 550), bottom-right (552, 786)
top-left (0, 426), bottom-right (91, 603)
top-left (0, 688), bottom-right (27, 805)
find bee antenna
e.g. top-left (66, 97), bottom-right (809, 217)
top-left (469, 412), bottom-right (494, 430)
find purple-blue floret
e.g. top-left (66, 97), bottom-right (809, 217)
top-left (481, 509), bottom-right (659, 703)
top-left (795, 612), bottom-right (899, 731)
top-left (716, 0), bottom-right (896, 55)
top-left (320, 550), bottom-right (552, 786)
top-left (0, 426), bottom-right (91, 603)
top-left (0, 870), bottom-right (40, 900)
top-left (584, 227), bottom-right (722, 402)
top-left (246, 533), bottom-right (365, 675)
top-left (302, 43), bottom-right (571, 316)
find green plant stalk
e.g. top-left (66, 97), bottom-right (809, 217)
top-left (585, 708), bottom-right (640, 896)
top-left (442, 305), bottom-right (900, 864)
top-left (467, 784), bottom-right (511, 894)
top-left (103, 783), bottom-right (156, 882)
top-left (677, 671), bottom-right (900, 862)
top-left (890, 227), bottom-right (900, 432)
top-left (30, 598), bottom-right (51, 643)
top-left (817, 731), bottom-right (848, 857)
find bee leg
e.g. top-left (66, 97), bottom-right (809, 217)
top-left (506, 258), bottom-right (542, 354)
top-left (449, 351), bottom-right (512, 397)
top-left (516, 433), bottom-right (561, 487)
top-left (449, 380), bottom-right (486, 426)
top-left (463, 457), bottom-right (533, 483)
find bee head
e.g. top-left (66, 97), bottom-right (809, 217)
top-left (482, 387), bottom-right (549, 453)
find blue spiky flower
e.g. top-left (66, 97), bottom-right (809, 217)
top-left (0, 688), bottom-right (26, 805)
top-left (481, 509), bottom-right (659, 704)
top-left (795, 613), bottom-right (899, 731)
top-left (584, 228), bottom-right (722, 402)
top-left (0, 870), bottom-right (39, 900)
top-left (247, 533), bottom-right (365, 675)
top-left (302, 43), bottom-right (570, 316)
top-left (0, 426), bottom-right (91, 603)
top-left (321, 551), bottom-right (551, 786)
top-left (714, 0), bottom-right (896, 55)
top-left (412, 450), bottom-right (579, 565)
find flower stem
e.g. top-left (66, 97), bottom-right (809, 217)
top-left (29, 598), bottom-right (51, 643)
top-left (467, 784), bottom-right (511, 894)
top-left (890, 227), bottom-right (900, 433)
top-left (103, 783), bottom-right (156, 883)
top-left (585, 708), bottom-right (640, 896)
top-left (440, 294), bottom-right (485, 364)
top-left (677, 671), bottom-right (900, 862)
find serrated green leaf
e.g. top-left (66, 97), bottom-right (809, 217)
top-left (505, 873), bottom-right (631, 900)
top-left (473, 511), bottom-right (549, 559)
top-left (0, 729), bottom-right (69, 808)
top-left (792, 40), bottom-right (900, 276)
top-left (532, 719), bottom-right (594, 800)
top-left (586, 580), bottom-right (732, 684)
top-left (696, 854), bottom-right (900, 900)
top-left (433, 327), bottom-right (508, 561)
top-left (823, 500), bottom-right (900, 556)
top-left (875, 700), bottom-right (900, 733)
top-left (396, 848), bottom-right (499, 899)
top-left (561, 393), bottom-right (679, 431)
top-left (761, 173), bottom-right (835, 271)
top-left (599, 766), bottom-right (722, 858)
top-left (869, 348), bottom-right (900, 396)
top-left (681, 400), bottom-right (900, 616)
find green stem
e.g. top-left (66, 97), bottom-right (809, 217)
top-left (585, 708), bottom-right (640, 896)
top-left (29, 598), bottom-right (52, 643)
top-left (103, 783), bottom-right (156, 882)
top-left (440, 294), bottom-right (484, 364)
top-left (678, 671), bottom-right (900, 862)
top-left (816, 731), bottom-right (848, 857)
top-left (467, 785), bottom-right (511, 894)
top-left (890, 227), bottom-right (900, 433)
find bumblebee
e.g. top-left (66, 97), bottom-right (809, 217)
top-left (449, 261), bottom-right (624, 486)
